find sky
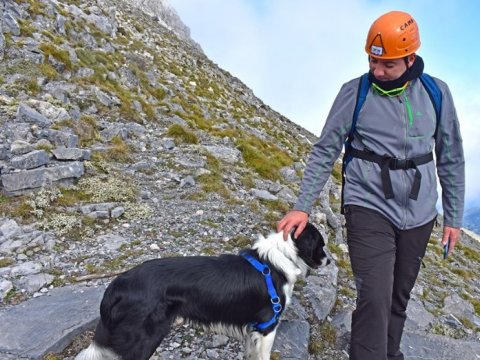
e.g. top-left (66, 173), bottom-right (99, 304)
top-left (169, 0), bottom-right (480, 209)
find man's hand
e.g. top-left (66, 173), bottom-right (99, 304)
top-left (442, 226), bottom-right (461, 256)
top-left (277, 210), bottom-right (308, 241)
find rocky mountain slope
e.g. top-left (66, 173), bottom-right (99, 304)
top-left (0, 0), bottom-right (479, 359)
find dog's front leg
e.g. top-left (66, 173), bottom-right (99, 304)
top-left (245, 328), bottom-right (277, 360)
top-left (257, 328), bottom-right (277, 360)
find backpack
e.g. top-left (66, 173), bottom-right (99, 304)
top-left (340, 73), bottom-right (442, 213)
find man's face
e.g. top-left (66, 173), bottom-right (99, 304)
top-left (369, 55), bottom-right (414, 81)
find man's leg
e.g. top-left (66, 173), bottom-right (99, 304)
top-left (345, 205), bottom-right (397, 360)
top-left (387, 218), bottom-right (435, 360)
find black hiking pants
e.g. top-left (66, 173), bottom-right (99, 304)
top-left (344, 205), bottom-right (435, 360)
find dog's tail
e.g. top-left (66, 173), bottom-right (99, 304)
top-left (75, 342), bottom-right (120, 360)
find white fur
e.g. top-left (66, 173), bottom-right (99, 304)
top-left (252, 231), bottom-right (309, 284)
top-left (245, 328), bottom-right (277, 360)
top-left (176, 317), bottom-right (251, 340)
top-left (75, 342), bottom-right (120, 360)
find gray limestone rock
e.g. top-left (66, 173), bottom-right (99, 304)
top-left (111, 206), bottom-right (125, 218)
top-left (0, 285), bottom-right (106, 359)
top-left (4, 12), bottom-right (20, 36)
top-left (56, 14), bottom-right (66, 35)
top-left (0, 280), bottom-right (13, 302)
top-left (17, 273), bottom-right (55, 293)
top-left (401, 331), bottom-right (480, 359)
top-left (180, 175), bottom-right (195, 188)
top-left (306, 265), bottom-right (338, 322)
top-left (272, 320), bottom-right (310, 359)
top-left (162, 138), bottom-right (176, 150)
top-left (0, 15), bottom-right (4, 60)
top-left (250, 189), bottom-right (278, 201)
top-left (405, 298), bottom-right (435, 331)
top-left (16, 104), bottom-right (51, 128)
top-left (40, 128), bottom-right (79, 148)
top-left (280, 167), bottom-right (300, 182)
top-left (276, 187), bottom-right (297, 205)
top-left (442, 293), bottom-right (476, 323)
top-left (1, 161), bottom-right (84, 192)
top-left (10, 150), bottom-right (50, 170)
top-left (98, 234), bottom-right (128, 251)
top-left (204, 145), bottom-right (241, 164)
top-left (10, 261), bottom-right (43, 276)
top-left (0, 219), bottom-right (22, 240)
top-left (0, 144), bottom-right (8, 160)
top-left (94, 87), bottom-right (121, 107)
top-left (10, 140), bottom-right (33, 155)
top-left (0, 239), bottom-right (24, 254)
top-left (52, 147), bottom-right (88, 161)
top-left (86, 210), bottom-right (109, 219)
top-left (76, 67), bottom-right (95, 78)
top-left (80, 203), bottom-right (118, 214)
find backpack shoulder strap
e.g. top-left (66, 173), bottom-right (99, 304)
top-left (341, 73), bottom-right (370, 214)
top-left (348, 73), bottom-right (371, 142)
top-left (419, 73), bottom-right (442, 126)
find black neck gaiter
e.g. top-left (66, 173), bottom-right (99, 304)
top-left (368, 55), bottom-right (424, 91)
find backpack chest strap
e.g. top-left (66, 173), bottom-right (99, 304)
top-left (348, 148), bottom-right (433, 200)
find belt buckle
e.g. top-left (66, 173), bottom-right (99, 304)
top-left (392, 158), bottom-right (408, 170)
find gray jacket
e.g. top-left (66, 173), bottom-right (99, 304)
top-left (295, 75), bottom-right (465, 229)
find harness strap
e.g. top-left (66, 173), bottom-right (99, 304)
top-left (348, 148), bottom-right (433, 200)
top-left (240, 252), bottom-right (283, 331)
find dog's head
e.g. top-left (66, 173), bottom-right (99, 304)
top-left (292, 223), bottom-right (330, 269)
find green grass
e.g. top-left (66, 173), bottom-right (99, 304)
top-left (450, 268), bottom-right (474, 280)
top-left (166, 124), bottom-right (199, 144)
top-left (309, 321), bottom-right (337, 354)
top-left (39, 43), bottom-right (73, 70)
top-left (74, 115), bottom-right (100, 147)
top-left (106, 136), bottom-right (131, 163)
top-left (18, 19), bottom-right (36, 37)
top-left (235, 136), bottom-right (293, 180)
top-left (0, 257), bottom-right (15, 268)
top-left (197, 172), bottom-right (230, 198)
top-left (38, 63), bottom-right (59, 80)
top-left (230, 234), bottom-right (252, 248)
top-left (331, 161), bottom-right (343, 184)
top-left (456, 243), bottom-right (480, 262)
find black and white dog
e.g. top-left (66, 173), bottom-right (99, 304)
top-left (75, 223), bottom-right (330, 360)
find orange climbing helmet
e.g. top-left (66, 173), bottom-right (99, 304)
top-left (365, 11), bottom-right (421, 59)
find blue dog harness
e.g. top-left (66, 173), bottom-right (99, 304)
top-left (241, 252), bottom-right (283, 331)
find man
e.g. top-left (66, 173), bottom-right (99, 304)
top-left (277, 11), bottom-right (464, 360)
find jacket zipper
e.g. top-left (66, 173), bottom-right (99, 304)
top-left (398, 95), bottom-right (408, 228)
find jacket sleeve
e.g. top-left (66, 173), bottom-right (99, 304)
top-left (434, 79), bottom-right (465, 228)
top-left (294, 80), bottom-right (358, 214)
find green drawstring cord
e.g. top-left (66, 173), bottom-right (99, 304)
top-left (372, 81), bottom-right (414, 127)
top-left (372, 81), bottom-right (409, 97)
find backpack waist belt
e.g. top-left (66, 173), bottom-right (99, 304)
top-left (348, 148), bottom-right (434, 200)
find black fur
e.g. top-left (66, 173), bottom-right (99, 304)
top-left (79, 223), bottom-right (329, 360)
